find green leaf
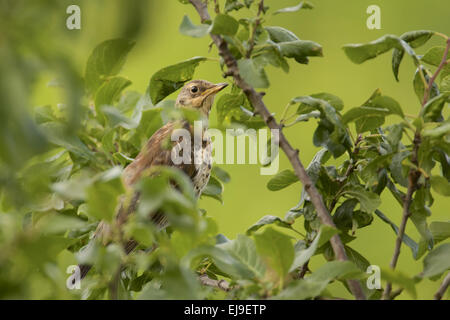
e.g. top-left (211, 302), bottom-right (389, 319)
top-left (218, 234), bottom-right (266, 279)
top-left (344, 245), bottom-right (371, 271)
top-left (85, 38), bottom-right (135, 94)
top-left (254, 227), bottom-right (294, 281)
top-left (179, 15), bottom-right (210, 38)
top-left (237, 59), bottom-right (269, 88)
top-left (441, 75), bottom-right (450, 92)
top-left (431, 175), bottom-right (450, 196)
top-left (201, 175), bottom-right (224, 203)
top-left (278, 40), bottom-right (323, 64)
top-left (40, 122), bottom-right (94, 161)
top-left (246, 215), bottom-right (293, 235)
top-left (267, 169), bottom-right (298, 191)
top-left (276, 261), bottom-right (361, 299)
top-left (273, 1), bottom-right (314, 15)
top-left (417, 221), bottom-right (450, 259)
top-left (422, 243), bottom-right (450, 278)
top-left (422, 46), bottom-right (450, 84)
top-left (86, 167), bottom-right (125, 222)
top-left (410, 188), bottom-right (433, 248)
top-left (413, 68), bottom-right (439, 104)
top-left (422, 46), bottom-right (446, 66)
top-left (420, 93), bottom-right (449, 122)
top-left (224, 0), bottom-right (245, 12)
top-left (342, 106), bottom-right (390, 124)
top-left (149, 56), bottom-right (207, 104)
top-left (265, 26), bottom-right (299, 43)
top-left (381, 268), bottom-right (417, 298)
top-left (343, 34), bottom-right (418, 65)
top-left (211, 166), bottom-right (231, 183)
top-left (342, 95), bottom-right (403, 133)
top-left (342, 185), bottom-right (381, 213)
top-left (374, 209), bottom-right (419, 259)
top-left (392, 30), bottom-right (434, 81)
top-left (310, 93), bottom-right (344, 111)
top-left (289, 226), bottom-right (339, 272)
top-left (371, 95), bottom-right (404, 118)
top-left (210, 14), bottom-right (239, 36)
top-left (95, 77), bottom-right (132, 121)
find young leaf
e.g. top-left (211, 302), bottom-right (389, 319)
top-left (422, 243), bottom-right (450, 278)
top-left (265, 26), bottom-right (299, 43)
top-left (179, 15), bottom-right (210, 38)
top-left (277, 261), bottom-right (361, 299)
top-left (237, 58), bottom-right (270, 88)
top-left (86, 167), bottom-right (124, 222)
top-left (420, 92), bottom-right (449, 122)
top-left (343, 35), bottom-right (418, 65)
top-left (254, 227), bottom-right (295, 281)
top-left (289, 226), bottom-right (339, 272)
top-left (430, 175), bottom-right (450, 196)
top-left (217, 234), bottom-right (266, 279)
top-left (85, 38), bottom-right (135, 94)
top-left (392, 30), bottom-right (434, 81)
top-left (149, 56), bottom-right (207, 104)
top-left (267, 169), bottom-right (298, 191)
top-left (246, 215), bottom-right (293, 235)
top-left (278, 40), bottom-right (323, 64)
top-left (210, 14), bottom-right (239, 36)
top-left (342, 185), bottom-right (381, 213)
top-left (95, 77), bottom-right (132, 119)
top-left (201, 175), bottom-right (224, 203)
top-left (212, 166), bottom-right (231, 183)
top-left (273, 1), bottom-right (314, 15)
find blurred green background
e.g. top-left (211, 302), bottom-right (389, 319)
top-left (6, 0), bottom-right (450, 299)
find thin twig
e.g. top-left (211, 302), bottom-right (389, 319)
top-left (422, 37), bottom-right (450, 106)
top-left (382, 132), bottom-right (421, 300)
top-left (390, 288), bottom-right (403, 300)
top-left (434, 272), bottom-right (450, 300)
top-left (383, 36), bottom-right (449, 300)
top-left (199, 274), bottom-right (232, 292)
top-left (189, 0), bottom-right (366, 300)
top-left (246, 0), bottom-right (264, 58)
top-left (329, 134), bottom-right (363, 213)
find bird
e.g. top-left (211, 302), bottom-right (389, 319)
top-left (77, 80), bottom-right (228, 280)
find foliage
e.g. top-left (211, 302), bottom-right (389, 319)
top-left (0, 0), bottom-right (449, 300)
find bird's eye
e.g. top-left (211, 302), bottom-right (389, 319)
top-left (191, 86), bottom-right (198, 93)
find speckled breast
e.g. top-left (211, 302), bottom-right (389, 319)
top-left (192, 132), bottom-right (212, 196)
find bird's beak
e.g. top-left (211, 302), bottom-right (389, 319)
top-left (202, 82), bottom-right (229, 97)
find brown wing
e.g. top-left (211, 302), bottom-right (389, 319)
top-left (122, 120), bottom-right (196, 188)
top-left (116, 120), bottom-right (197, 227)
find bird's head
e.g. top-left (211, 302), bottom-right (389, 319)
top-left (175, 80), bottom-right (228, 116)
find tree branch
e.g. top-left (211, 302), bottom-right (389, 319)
top-left (189, 0), bottom-right (366, 300)
top-left (382, 132), bottom-right (421, 300)
top-left (434, 272), bottom-right (450, 300)
top-left (383, 37), bottom-right (449, 300)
